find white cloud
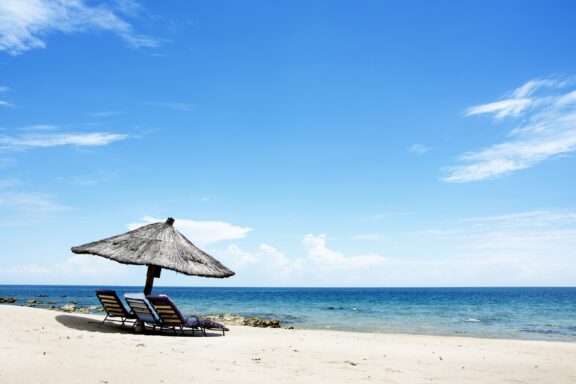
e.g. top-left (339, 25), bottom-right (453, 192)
top-left (445, 76), bottom-right (576, 182)
top-left (0, 0), bottom-right (159, 55)
top-left (465, 98), bottom-right (532, 119)
top-left (128, 216), bottom-right (253, 245)
top-left (0, 86), bottom-right (9, 92)
top-left (258, 243), bottom-right (305, 277)
top-left (408, 144), bottom-right (431, 155)
top-left (303, 234), bottom-right (387, 269)
top-left (0, 131), bottom-right (129, 150)
top-left (216, 244), bottom-right (259, 266)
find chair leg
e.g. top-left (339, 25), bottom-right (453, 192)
top-left (100, 315), bottom-right (109, 325)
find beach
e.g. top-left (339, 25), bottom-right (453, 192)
top-left (1, 305), bottom-right (575, 383)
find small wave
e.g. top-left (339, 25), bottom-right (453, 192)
top-left (465, 318), bottom-right (481, 322)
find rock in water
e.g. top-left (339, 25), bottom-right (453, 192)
top-left (204, 314), bottom-right (282, 328)
top-left (0, 297), bottom-right (16, 303)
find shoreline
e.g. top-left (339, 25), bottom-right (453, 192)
top-left (1, 305), bottom-right (575, 383)
top-left (2, 286), bottom-right (574, 343)
top-left (2, 300), bottom-right (576, 343)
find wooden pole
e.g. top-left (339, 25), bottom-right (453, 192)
top-left (143, 218), bottom-right (173, 295)
top-left (144, 265), bottom-right (162, 295)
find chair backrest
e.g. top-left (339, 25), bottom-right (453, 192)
top-left (96, 289), bottom-right (129, 318)
top-left (147, 295), bottom-right (186, 327)
top-left (124, 293), bottom-right (161, 325)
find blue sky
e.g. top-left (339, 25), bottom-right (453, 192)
top-left (0, 0), bottom-right (575, 287)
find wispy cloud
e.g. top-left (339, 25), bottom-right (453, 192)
top-left (0, 192), bottom-right (69, 212)
top-left (0, 191), bottom-right (70, 226)
top-left (66, 170), bottom-right (118, 186)
top-left (0, 158), bottom-right (15, 168)
top-left (445, 76), bottom-right (576, 182)
top-left (351, 233), bottom-right (385, 241)
top-left (0, 254), bottom-right (126, 277)
top-left (0, 131), bottom-right (129, 150)
top-left (408, 144), bottom-right (431, 155)
top-left (0, 177), bottom-right (21, 188)
top-left (16, 124), bottom-right (58, 132)
top-left (0, 85), bottom-right (15, 108)
top-left (128, 216), bottom-right (253, 245)
top-left (462, 210), bottom-right (576, 227)
top-left (360, 212), bottom-right (415, 223)
top-left (87, 111), bottom-right (123, 118)
top-left (0, 0), bottom-right (160, 55)
top-left (415, 209), bottom-right (576, 283)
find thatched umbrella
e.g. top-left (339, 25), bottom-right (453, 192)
top-left (71, 217), bottom-right (234, 294)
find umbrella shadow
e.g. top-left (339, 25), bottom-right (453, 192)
top-left (55, 314), bottom-right (226, 337)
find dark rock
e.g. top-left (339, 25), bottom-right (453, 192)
top-left (0, 297), bottom-right (16, 303)
top-left (204, 313), bottom-right (281, 328)
top-left (243, 317), bottom-right (281, 328)
top-left (27, 300), bottom-right (40, 304)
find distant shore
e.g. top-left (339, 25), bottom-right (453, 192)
top-left (1, 305), bottom-right (575, 384)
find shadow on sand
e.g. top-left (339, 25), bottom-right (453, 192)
top-left (54, 314), bottom-right (225, 337)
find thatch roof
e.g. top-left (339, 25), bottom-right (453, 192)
top-left (71, 218), bottom-right (234, 278)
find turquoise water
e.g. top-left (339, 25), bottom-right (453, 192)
top-left (1, 285), bottom-right (575, 342)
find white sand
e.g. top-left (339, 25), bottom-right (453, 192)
top-left (0, 305), bottom-right (575, 383)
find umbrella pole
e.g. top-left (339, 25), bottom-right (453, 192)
top-left (144, 265), bottom-right (162, 295)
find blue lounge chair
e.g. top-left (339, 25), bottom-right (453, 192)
top-left (147, 295), bottom-right (229, 336)
top-left (124, 293), bottom-right (163, 332)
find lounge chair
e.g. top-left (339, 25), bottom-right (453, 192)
top-left (147, 295), bottom-right (229, 336)
top-left (124, 292), bottom-right (163, 332)
top-left (95, 289), bottom-right (137, 328)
